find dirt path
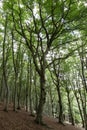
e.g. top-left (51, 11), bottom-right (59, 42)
top-left (0, 104), bottom-right (84, 130)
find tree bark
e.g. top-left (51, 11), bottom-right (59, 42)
top-left (3, 15), bottom-right (8, 112)
top-left (66, 89), bottom-right (75, 125)
top-left (74, 91), bottom-right (84, 127)
top-left (34, 71), bottom-right (38, 112)
top-left (17, 53), bottom-right (23, 110)
top-left (35, 71), bottom-right (46, 124)
top-left (29, 59), bottom-right (33, 115)
top-left (49, 86), bottom-right (54, 117)
top-left (57, 85), bottom-right (63, 123)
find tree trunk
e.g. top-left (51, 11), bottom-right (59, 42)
top-left (35, 72), bottom-right (46, 124)
top-left (25, 59), bottom-right (29, 112)
top-left (66, 89), bottom-right (75, 125)
top-left (57, 85), bottom-right (63, 123)
top-left (25, 88), bottom-right (28, 112)
top-left (74, 91), bottom-right (84, 127)
top-left (11, 30), bottom-right (20, 111)
top-left (17, 54), bottom-right (23, 110)
top-left (78, 88), bottom-right (87, 129)
top-left (13, 77), bottom-right (17, 111)
top-left (3, 76), bottom-right (8, 112)
top-left (0, 76), bottom-right (4, 102)
top-left (49, 86), bottom-right (54, 117)
top-left (29, 59), bottom-right (33, 115)
top-left (34, 71), bottom-right (38, 112)
top-left (3, 15), bottom-right (8, 112)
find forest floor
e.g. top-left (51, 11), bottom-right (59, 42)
top-left (0, 103), bottom-right (84, 130)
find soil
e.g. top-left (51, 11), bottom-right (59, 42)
top-left (0, 103), bottom-right (84, 130)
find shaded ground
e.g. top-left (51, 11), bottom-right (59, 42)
top-left (0, 103), bottom-right (84, 130)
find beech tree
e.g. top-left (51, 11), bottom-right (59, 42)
top-left (1, 0), bottom-right (87, 127)
top-left (2, 15), bottom-right (9, 111)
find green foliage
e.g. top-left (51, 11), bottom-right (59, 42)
top-left (0, 0), bottom-right (87, 127)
